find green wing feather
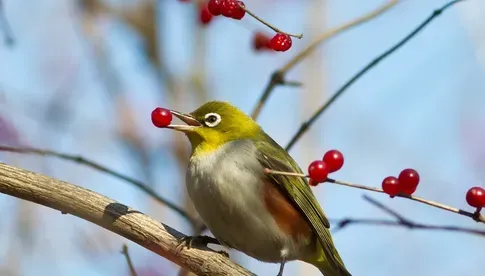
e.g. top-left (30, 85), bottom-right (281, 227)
top-left (253, 134), bottom-right (351, 276)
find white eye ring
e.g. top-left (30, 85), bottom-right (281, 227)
top-left (204, 112), bottom-right (221, 127)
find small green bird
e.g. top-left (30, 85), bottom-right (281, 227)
top-left (165, 101), bottom-right (351, 276)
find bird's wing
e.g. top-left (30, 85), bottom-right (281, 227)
top-left (254, 136), bottom-right (349, 274)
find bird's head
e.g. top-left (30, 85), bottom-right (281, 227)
top-left (167, 101), bottom-right (262, 155)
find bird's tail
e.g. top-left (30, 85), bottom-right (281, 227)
top-left (312, 259), bottom-right (351, 276)
top-left (304, 243), bottom-right (352, 276)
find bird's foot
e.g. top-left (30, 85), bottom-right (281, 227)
top-left (176, 235), bottom-right (220, 252)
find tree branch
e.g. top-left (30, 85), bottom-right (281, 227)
top-left (0, 145), bottom-right (199, 227)
top-left (330, 195), bottom-right (485, 237)
top-left (251, 0), bottom-right (400, 119)
top-left (0, 162), bottom-right (253, 276)
top-left (284, 0), bottom-right (466, 151)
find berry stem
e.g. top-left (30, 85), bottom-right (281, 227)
top-left (284, 0), bottom-right (466, 151)
top-left (237, 2), bottom-right (303, 39)
top-left (264, 168), bottom-right (485, 224)
top-left (250, 0), bottom-right (399, 120)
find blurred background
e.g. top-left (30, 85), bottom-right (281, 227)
top-left (0, 0), bottom-right (484, 275)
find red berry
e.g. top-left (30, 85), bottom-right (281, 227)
top-left (220, 0), bottom-right (245, 20)
top-left (323, 149), bottom-right (344, 173)
top-left (207, 0), bottom-right (222, 16)
top-left (466, 187), bottom-right (485, 208)
top-left (401, 185), bottom-right (417, 195)
top-left (232, 1), bottom-right (245, 20)
top-left (151, 107), bottom-right (172, 128)
top-left (199, 5), bottom-right (213, 25)
top-left (270, 33), bottom-right (292, 52)
top-left (398, 168), bottom-right (420, 192)
top-left (308, 160), bottom-right (329, 183)
top-left (253, 32), bottom-right (271, 51)
top-left (382, 176), bottom-right (400, 197)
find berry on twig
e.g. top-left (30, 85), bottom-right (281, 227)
top-left (308, 160), bottom-right (329, 184)
top-left (382, 176), bottom-right (400, 197)
top-left (466, 187), bottom-right (485, 209)
top-left (323, 150), bottom-right (344, 173)
top-left (270, 33), bottom-right (292, 52)
top-left (398, 169), bottom-right (420, 194)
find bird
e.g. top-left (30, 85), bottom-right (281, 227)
top-left (164, 101), bottom-right (351, 276)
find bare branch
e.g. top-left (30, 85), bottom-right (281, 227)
top-left (264, 169), bottom-right (485, 224)
top-left (121, 244), bottom-right (139, 276)
top-left (0, 162), bottom-right (254, 276)
top-left (330, 195), bottom-right (485, 237)
top-left (331, 217), bottom-right (485, 237)
top-left (0, 145), bottom-right (200, 227)
top-left (251, 0), bottom-right (399, 119)
top-left (285, 0), bottom-right (466, 150)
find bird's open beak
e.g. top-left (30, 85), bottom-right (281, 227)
top-left (166, 110), bottom-right (202, 132)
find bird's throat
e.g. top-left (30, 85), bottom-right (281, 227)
top-left (186, 132), bottom-right (226, 158)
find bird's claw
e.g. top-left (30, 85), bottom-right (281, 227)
top-left (216, 250), bottom-right (230, 258)
top-left (176, 235), bottom-right (220, 253)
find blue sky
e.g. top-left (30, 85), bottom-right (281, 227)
top-left (1, 0), bottom-right (485, 275)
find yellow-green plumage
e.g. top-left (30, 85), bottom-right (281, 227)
top-left (171, 101), bottom-right (351, 276)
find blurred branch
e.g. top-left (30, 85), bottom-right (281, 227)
top-left (331, 195), bottom-right (485, 237)
top-left (0, 0), bottom-right (14, 46)
top-left (251, 0), bottom-right (399, 119)
top-left (0, 145), bottom-right (200, 227)
top-left (285, 0), bottom-right (466, 150)
top-left (0, 163), bottom-right (253, 276)
top-left (79, 0), bottom-right (177, 94)
top-left (122, 244), bottom-right (139, 276)
top-left (264, 169), bottom-right (485, 224)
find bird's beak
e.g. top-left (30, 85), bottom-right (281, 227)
top-left (167, 110), bottom-right (202, 132)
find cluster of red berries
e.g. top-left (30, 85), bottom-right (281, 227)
top-left (151, 107), bottom-right (172, 128)
top-left (186, 0), bottom-right (294, 52)
top-left (381, 169), bottom-right (420, 197)
top-left (307, 150), bottom-right (344, 186)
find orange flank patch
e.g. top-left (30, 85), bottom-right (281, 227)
top-left (262, 180), bottom-right (312, 242)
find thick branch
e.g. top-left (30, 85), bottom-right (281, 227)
top-left (0, 163), bottom-right (253, 276)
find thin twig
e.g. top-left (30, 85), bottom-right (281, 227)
top-left (0, 0), bottom-right (14, 46)
top-left (251, 0), bottom-right (399, 119)
top-left (121, 244), bottom-right (138, 276)
top-left (330, 215), bottom-right (485, 237)
top-left (238, 3), bottom-right (302, 39)
top-left (0, 145), bottom-right (199, 227)
top-left (285, 0), bottom-right (466, 150)
top-left (264, 168), bottom-right (485, 224)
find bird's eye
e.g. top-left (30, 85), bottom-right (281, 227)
top-left (204, 113), bottom-right (221, 127)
